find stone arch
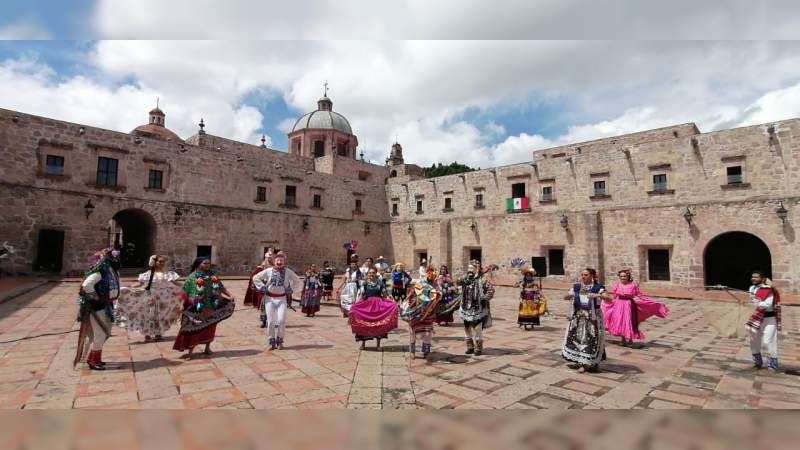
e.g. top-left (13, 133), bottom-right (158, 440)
top-left (703, 231), bottom-right (771, 290)
top-left (111, 208), bottom-right (157, 268)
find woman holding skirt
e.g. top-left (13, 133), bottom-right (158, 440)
top-left (434, 265), bottom-right (457, 326)
top-left (301, 264), bottom-right (322, 317)
top-left (349, 267), bottom-right (398, 349)
top-left (336, 258), bottom-right (363, 318)
top-left (401, 266), bottom-right (441, 359)
top-left (115, 254), bottom-right (183, 342)
top-left (517, 267), bottom-right (547, 330)
top-left (173, 257), bottom-right (236, 358)
top-left (602, 269), bottom-right (669, 347)
top-left (561, 268), bottom-right (611, 373)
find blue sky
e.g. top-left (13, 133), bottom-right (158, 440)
top-left (2, 3), bottom-right (800, 167)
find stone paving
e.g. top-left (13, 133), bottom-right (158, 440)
top-left (0, 280), bottom-right (798, 409)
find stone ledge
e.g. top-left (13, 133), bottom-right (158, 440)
top-left (278, 203), bottom-right (298, 209)
top-left (589, 194), bottom-right (611, 200)
top-left (647, 189), bottom-right (675, 196)
top-left (473, 204), bottom-right (485, 210)
top-left (144, 187), bottom-right (165, 193)
top-left (442, 208), bottom-right (454, 213)
top-left (721, 182), bottom-right (751, 190)
top-left (506, 208), bottom-right (532, 214)
top-left (87, 183), bottom-right (127, 193)
top-left (539, 199), bottom-right (556, 204)
top-left (36, 172), bottom-right (70, 181)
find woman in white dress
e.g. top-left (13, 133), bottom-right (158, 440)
top-left (116, 254), bottom-right (183, 342)
top-left (336, 260), bottom-right (364, 318)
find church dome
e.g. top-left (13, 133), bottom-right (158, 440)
top-left (291, 96), bottom-right (353, 135)
top-left (131, 105), bottom-right (183, 142)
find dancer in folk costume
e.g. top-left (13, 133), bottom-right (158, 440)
top-left (173, 257), bottom-right (236, 358)
top-left (244, 249), bottom-right (272, 319)
top-left (115, 254), bottom-right (183, 342)
top-left (418, 259), bottom-right (428, 280)
top-left (349, 267), bottom-right (399, 349)
top-left (602, 269), bottom-right (669, 347)
top-left (435, 265), bottom-right (458, 326)
top-left (390, 262), bottom-right (413, 303)
top-left (74, 248), bottom-right (121, 370)
top-left (375, 256), bottom-right (390, 283)
top-left (250, 248), bottom-right (276, 328)
top-left (517, 267), bottom-right (547, 330)
top-left (457, 261), bottom-right (496, 356)
top-left (746, 270), bottom-right (782, 371)
top-left (320, 261), bottom-right (336, 302)
top-left (336, 255), bottom-right (364, 318)
top-left (400, 266), bottom-right (441, 359)
top-left (562, 268), bottom-right (612, 373)
top-left (253, 252), bottom-right (303, 350)
top-left (300, 264), bottom-right (323, 317)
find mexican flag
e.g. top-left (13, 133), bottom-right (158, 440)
top-left (506, 197), bottom-right (529, 210)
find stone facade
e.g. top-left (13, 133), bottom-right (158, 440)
top-left (1, 100), bottom-right (798, 294)
top-left (387, 121), bottom-right (800, 294)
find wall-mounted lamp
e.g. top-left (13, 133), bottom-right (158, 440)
top-left (622, 148), bottom-right (631, 158)
top-left (84, 199), bottom-right (95, 219)
top-left (302, 217), bottom-right (309, 231)
top-left (691, 137), bottom-right (700, 153)
top-left (776, 201), bottom-right (788, 224)
top-left (78, 126), bottom-right (85, 135)
top-left (364, 223), bottom-right (371, 235)
top-left (683, 207), bottom-right (695, 225)
top-left (174, 207), bottom-right (183, 224)
top-left (559, 214), bottom-right (568, 229)
top-left (407, 224), bottom-right (413, 234)
top-left (470, 221), bottom-right (477, 232)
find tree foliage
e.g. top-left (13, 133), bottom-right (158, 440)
top-left (423, 162), bottom-right (476, 178)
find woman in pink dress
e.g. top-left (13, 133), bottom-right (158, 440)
top-left (602, 269), bottom-right (669, 347)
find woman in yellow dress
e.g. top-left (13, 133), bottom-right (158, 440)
top-left (517, 267), bottom-right (547, 330)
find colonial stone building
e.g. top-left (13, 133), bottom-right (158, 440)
top-left (0, 96), bottom-right (798, 294)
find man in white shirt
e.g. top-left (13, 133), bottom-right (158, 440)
top-left (253, 252), bottom-right (303, 350)
top-left (745, 270), bottom-right (781, 370)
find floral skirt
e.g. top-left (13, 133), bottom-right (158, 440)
top-left (562, 309), bottom-right (606, 366)
top-left (301, 287), bottom-right (322, 314)
top-left (349, 296), bottom-right (398, 338)
top-left (518, 298), bottom-right (546, 325)
top-left (115, 286), bottom-right (182, 336)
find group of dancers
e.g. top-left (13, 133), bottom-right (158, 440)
top-left (73, 247), bottom-right (781, 374)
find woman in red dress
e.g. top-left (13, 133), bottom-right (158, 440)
top-left (173, 257), bottom-right (236, 358)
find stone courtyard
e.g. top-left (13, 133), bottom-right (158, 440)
top-left (0, 281), bottom-right (798, 410)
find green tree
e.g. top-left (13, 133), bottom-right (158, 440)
top-left (424, 161), bottom-right (476, 178)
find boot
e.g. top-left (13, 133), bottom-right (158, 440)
top-left (752, 353), bottom-right (763, 369)
top-left (260, 314), bottom-right (267, 328)
top-left (268, 337), bottom-right (276, 351)
top-left (767, 357), bottom-right (779, 371)
top-left (96, 349), bottom-right (106, 367)
top-left (87, 350), bottom-right (105, 371)
top-left (422, 343), bottom-right (431, 357)
top-left (474, 340), bottom-right (483, 356)
top-left (276, 337), bottom-right (284, 350)
top-left (465, 338), bottom-right (475, 355)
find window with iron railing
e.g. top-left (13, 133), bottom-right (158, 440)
top-left (541, 186), bottom-right (553, 201)
top-left (593, 180), bottom-right (606, 196)
top-left (652, 174), bottom-right (667, 192)
top-left (45, 155), bottom-right (64, 176)
top-left (727, 166), bottom-right (743, 184)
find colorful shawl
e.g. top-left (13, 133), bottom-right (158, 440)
top-left (746, 285), bottom-right (782, 332)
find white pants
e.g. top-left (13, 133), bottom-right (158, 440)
top-left (265, 296), bottom-right (287, 341)
top-left (90, 311), bottom-right (111, 350)
top-left (464, 322), bottom-right (484, 341)
top-left (409, 329), bottom-right (431, 345)
top-left (749, 317), bottom-right (778, 358)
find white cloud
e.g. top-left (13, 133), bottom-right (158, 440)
top-left (90, 0), bottom-right (800, 39)
top-left (3, 40), bottom-right (800, 170)
top-left (277, 118), bottom-right (297, 134)
top-left (0, 19), bottom-right (51, 39)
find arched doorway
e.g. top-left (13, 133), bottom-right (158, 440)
top-left (704, 231), bottom-right (771, 291)
top-left (111, 209), bottom-right (157, 268)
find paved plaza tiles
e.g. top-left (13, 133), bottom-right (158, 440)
top-left (0, 281), bottom-right (798, 409)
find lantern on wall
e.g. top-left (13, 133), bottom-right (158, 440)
top-left (683, 207), bottom-right (695, 225)
top-left (776, 201), bottom-right (788, 224)
top-left (559, 214), bottom-right (569, 229)
top-left (84, 199), bottom-right (95, 219)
